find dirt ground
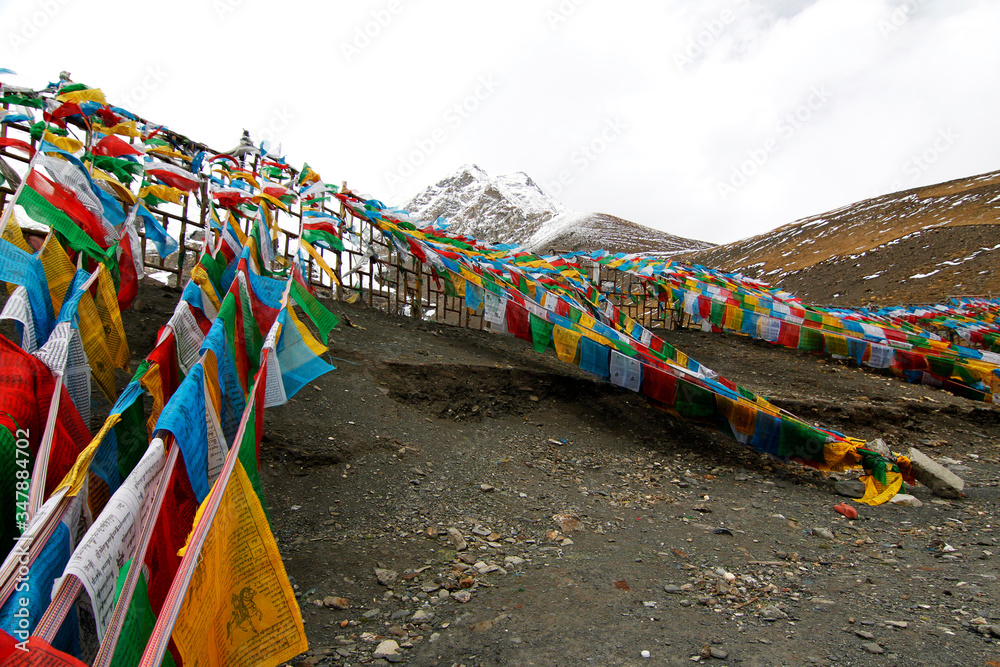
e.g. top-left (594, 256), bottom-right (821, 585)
top-left (126, 282), bottom-right (1000, 667)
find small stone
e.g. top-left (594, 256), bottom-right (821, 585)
top-left (760, 606), bottom-right (788, 621)
top-left (472, 525), bottom-right (491, 536)
top-left (867, 438), bottom-right (892, 457)
top-left (988, 625), bottom-right (1000, 638)
top-left (504, 556), bottom-right (525, 567)
top-left (480, 483), bottom-right (495, 492)
top-left (710, 647), bottom-right (729, 660)
top-left (834, 480), bottom-right (865, 498)
top-left (885, 620), bottom-right (908, 629)
top-left (553, 512), bottom-right (584, 532)
top-left (323, 596), bottom-right (349, 610)
top-left (664, 584), bottom-right (683, 594)
top-left (373, 639), bottom-right (400, 659)
top-left (452, 590), bottom-right (472, 603)
top-left (854, 630), bottom-right (875, 640)
top-left (411, 609), bottom-right (435, 623)
top-left (812, 528), bottom-right (835, 540)
top-left (861, 642), bottom-right (884, 654)
top-left (888, 494), bottom-right (923, 508)
top-left (374, 568), bottom-right (398, 587)
top-left (429, 632), bottom-right (441, 643)
top-left (447, 528), bottom-right (468, 551)
top-left (362, 608), bottom-right (382, 620)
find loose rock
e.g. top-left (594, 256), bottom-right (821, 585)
top-left (906, 447), bottom-right (965, 498)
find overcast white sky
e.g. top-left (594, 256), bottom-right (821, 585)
top-left (2, 0), bottom-right (997, 244)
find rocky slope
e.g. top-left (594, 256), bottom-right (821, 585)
top-left (683, 170), bottom-right (1000, 305)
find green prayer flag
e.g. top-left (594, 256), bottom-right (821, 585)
top-left (109, 559), bottom-right (176, 667)
top-left (291, 281), bottom-right (338, 345)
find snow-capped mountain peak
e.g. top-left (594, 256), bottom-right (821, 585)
top-left (405, 165), bottom-right (711, 255)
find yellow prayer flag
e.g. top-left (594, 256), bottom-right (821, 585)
top-left (147, 145), bottom-right (192, 161)
top-left (140, 362), bottom-right (166, 435)
top-left (139, 183), bottom-right (185, 205)
top-left (192, 264), bottom-right (224, 313)
top-left (57, 88), bottom-right (106, 104)
top-left (37, 235), bottom-right (76, 318)
top-left (299, 239), bottom-right (341, 287)
top-left (43, 131), bottom-right (84, 154)
top-left (2, 209), bottom-right (31, 253)
top-left (96, 265), bottom-right (131, 373)
top-left (552, 326), bottom-right (582, 364)
top-left (288, 304), bottom-right (328, 357)
top-left (459, 266), bottom-right (483, 287)
top-left (172, 461), bottom-right (309, 667)
top-left (91, 168), bottom-right (136, 204)
top-left (54, 414), bottom-right (121, 497)
top-left (254, 193), bottom-right (289, 213)
top-left (715, 395), bottom-right (756, 437)
top-left (78, 285), bottom-right (118, 402)
top-left (857, 471), bottom-right (904, 506)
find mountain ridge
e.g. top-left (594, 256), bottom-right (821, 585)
top-left (404, 164), bottom-right (714, 255)
top-left (682, 169), bottom-right (1000, 305)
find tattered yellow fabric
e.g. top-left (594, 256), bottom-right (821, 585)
top-left (825, 334), bottom-right (849, 358)
top-left (723, 306), bottom-right (742, 331)
top-left (192, 264), bottom-right (224, 313)
top-left (553, 325), bottom-right (582, 364)
top-left (54, 414), bottom-right (121, 497)
top-left (2, 210), bottom-right (32, 253)
top-left (459, 266), bottom-right (483, 287)
top-left (288, 305), bottom-right (328, 357)
top-left (254, 192), bottom-right (289, 213)
top-left (141, 362), bottom-right (165, 434)
top-left (822, 437), bottom-right (866, 471)
top-left (173, 461), bottom-right (308, 667)
top-left (139, 183), bottom-right (185, 205)
top-left (76, 272), bottom-right (118, 402)
top-left (91, 168), bottom-right (137, 204)
top-left (96, 266), bottom-right (130, 373)
top-left (43, 131), bottom-right (84, 154)
top-left (857, 471), bottom-right (904, 506)
top-left (58, 88), bottom-right (106, 104)
top-left (37, 235), bottom-right (77, 320)
top-left (299, 239), bottom-right (340, 287)
top-left (147, 145), bottom-right (192, 161)
top-left (99, 120), bottom-right (142, 138)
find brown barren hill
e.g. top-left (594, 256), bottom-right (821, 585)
top-left (684, 169), bottom-right (1000, 306)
